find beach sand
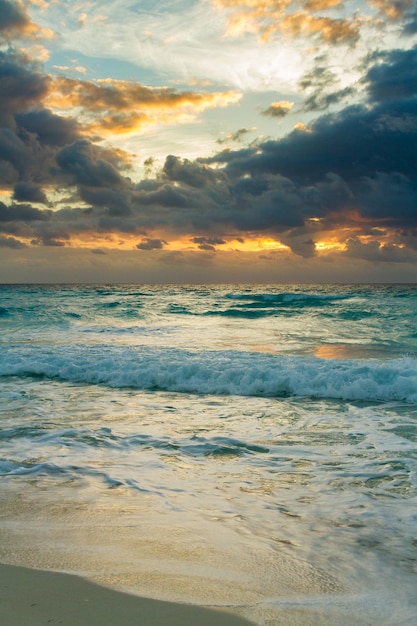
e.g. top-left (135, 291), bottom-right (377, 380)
top-left (0, 562), bottom-right (256, 626)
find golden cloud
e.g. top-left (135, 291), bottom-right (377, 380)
top-left (212, 0), bottom-right (360, 44)
top-left (19, 44), bottom-right (50, 61)
top-left (45, 77), bottom-right (242, 136)
top-left (78, 12), bottom-right (88, 26)
top-left (369, 0), bottom-right (411, 19)
top-left (277, 12), bottom-right (360, 43)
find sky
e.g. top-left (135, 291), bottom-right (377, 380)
top-left (1, 0), bottom-right (417, 283)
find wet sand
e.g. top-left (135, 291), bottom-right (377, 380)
top-left (0, 562), bottom-right (256, 626)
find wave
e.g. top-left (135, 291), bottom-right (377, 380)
top-left (225, 292), bottom-right (351, 305)
top-left (165, 292), bottom-right (356, 319)
top-left (203, 308), bottom-right (278, 319)
top-left (80, 324), bottom-right (176, 335)
top-left (1, 346), bottom-right (417, 404)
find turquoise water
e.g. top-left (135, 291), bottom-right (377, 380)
top-left (1, 284), bottom-right (417, 625)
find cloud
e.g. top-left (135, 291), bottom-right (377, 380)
top-left (136, 237), bottom-right (167, 250)
top-left (191, 236), bottom-right (226, 250)
top-left (211, 0), bottom-right (361, 44)
top-left (0, 0), bottom-right (53, 42)
top-left (46, 76), bottom-right (242, 136)
top-left (217, 128), bottom-right (255, 144)
top-left (277, 12), bottom-right (360, 44)
top-left (15, 109), bottom-right (81, 146)
top-left (0, 201), bottom-right (49, 222)
top-left (206, 97), bottom-right (417, 190)
top-left (31, 234), bottom-right (67, 247)
top-left (302, 87), bottom-right (355, 112)
top-left (0, 49), bottom-right (50, 124)
top-left (56, 140), bottom-right (130, 190)
top-left (13, 181), bottom-right (48, 204)
top-left (370, 0), bottom-right (411, 20)
top-left (297, 64), bottom-right (356, 111)
top-left (363, 45), bottom-right (417, 103)
top-left (0, 234), bottom-right (27, 248)
top-left (14, 83), bottom-right (413, 256)
top-left (212, 0), bottom-right (414, 47)
top-left (344, 237), bottom-right (415, 263)
top-left (1, 21), bottom-right (417, 267)
top-left (402, 8), bottom-right (417, 34)
top-left (261, 101), bottom-right (294, 117)
top-left (191, 236), bottom-right (226, 245)
top-left (162, 154), bottom-right (226, 189)
top-left (0, 0), bottom-right (30, 38)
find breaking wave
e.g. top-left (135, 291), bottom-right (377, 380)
top-left (1, 346), bottom-right (416, 404)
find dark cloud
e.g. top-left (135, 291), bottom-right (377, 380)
top-left (134, 181), bottom-right (190, 209)
top-left (281, 236), bottom-right (316, 258)
top-left (0, 160), bottom-right (16, 185)
top-left (299, 65), bottom-right (335, 92)
top-left (353, 172), bottom-right (417, 227)
top-left (261, 101), bottom-right (294, 118)
top-left (299, 64), bottom-right (355, 111)
top-left (15, 110), bottom-right (81, 147)
top-left (303, 86), bottom-right (355, 112)
top-left (191, 236), bottom-right (226, 245)
top-left (0, 234), bottom-right (26, 248)
top-left (56, 140), bottom-right (130, 189)
top-left (0, 201), bottom-right (49, 222)
top-left (403, 10), bottom-right (417, 34)
top-left (206, 100), bottom-right (417, 188)
top-left (191, 236), bottom-right (226, 250)
top-left (136, 237), bottom-right (167, 250)
top-left (364, 46), bottom-right (417, 103)
top-left (79, 187), bottom-right (132, 216)
top-left (13, 182), bottom-right (48, 204)
top-left (0, 0), bottom-right (30, 40)
top-left (0, 51), bottom-right (81, 195)
top-left (162, 154), bottom-right (225, 188)
top-left (0, 128), bottom-right (30, 176)
top-left (0, 50), bottom-right (49, 125)
top-left (31, 235), bottom-right (67, 247)
top-left (344, 238), bottom-right (416, 263)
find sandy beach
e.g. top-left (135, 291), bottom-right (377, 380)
top-left (0, 562), bottom-right (256, 626)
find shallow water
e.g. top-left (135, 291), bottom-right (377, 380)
top-left (1, 284), bottom-right (417, 625)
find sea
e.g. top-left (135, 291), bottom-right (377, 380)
top-left (0, 283), bottom-right (416, 625)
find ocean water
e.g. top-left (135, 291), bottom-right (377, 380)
top-left (0, 283), bottom-right (417, 625)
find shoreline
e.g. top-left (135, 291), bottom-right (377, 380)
top-left (0, 562), bottom-right (256, 626)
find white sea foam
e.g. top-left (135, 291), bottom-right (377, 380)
top-left (2, 346), bottom-right (417, 403)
